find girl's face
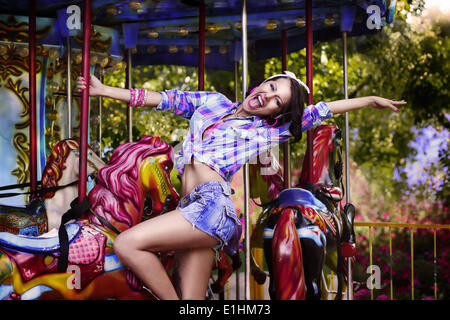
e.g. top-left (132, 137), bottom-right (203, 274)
top-left (241, 77), bottom-right (292, 118)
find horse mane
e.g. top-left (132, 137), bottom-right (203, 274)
top-left (41, 138), bottom-right (80, 199)
top-left (299, 125), bottom-right (337, 186)
top-left (88, 136), bottom-right (172, 230)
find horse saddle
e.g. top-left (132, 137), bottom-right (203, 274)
top-left (277, 188), bottom-right (328, 213)
top-left (0, 222), bottom-right (80, 254)
top-left (0, 222), bottom-right (107, 291)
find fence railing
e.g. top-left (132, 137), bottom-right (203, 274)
top-left (354, 221), bottom-right (450, 300)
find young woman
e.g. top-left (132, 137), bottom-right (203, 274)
top-left (77, 71), bottom-right (406, 300)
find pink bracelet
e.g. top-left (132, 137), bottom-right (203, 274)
top-left (136, 88), bottom-right (144, 107)
top-left (129, 88), bottom-right (136, 107)
top-left (129, 88), bottom-right (148, 107)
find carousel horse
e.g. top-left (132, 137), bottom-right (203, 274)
top-left (0, 136), bottom-right (180, 300)
top-left (250, 124), bottom-right (356, 300)
top-left (0, 138), bottom-right (106, 236)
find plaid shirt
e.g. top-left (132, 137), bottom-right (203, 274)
top-left (156, 89), bottom-right (332, 182)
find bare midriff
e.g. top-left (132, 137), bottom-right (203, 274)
top-left (180, 159), bottom-right (227, 197)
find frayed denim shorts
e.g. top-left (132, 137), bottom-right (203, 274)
top-left (177, 180), bottom-right (241, 254)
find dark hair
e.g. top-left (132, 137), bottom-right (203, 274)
top-left (263, 76), bottom-right (305, 144)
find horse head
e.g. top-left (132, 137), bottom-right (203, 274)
top-left (42, 138), bottom-right (106, 231)
top-left (41, 138), bottom-right (105, 200)
top-left (0, 138), bottom-right (106, 235)
top-left (87, 136), bottom-right (179, 234)
top-left (297, 125), bottom-right (344, 200)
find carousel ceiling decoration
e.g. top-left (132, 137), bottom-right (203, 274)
top-left (0, 0), bottom-right (396, 70)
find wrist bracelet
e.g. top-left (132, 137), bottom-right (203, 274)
top-left (129, 88), bottom-right (136, 107)
top-left (136, 88), bottom-right (145, 107)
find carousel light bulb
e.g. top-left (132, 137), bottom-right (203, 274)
top-left (266, 20), bottom-right (277, 30)
top-left (47, 81), bottom-right (60, 92)
top-left (207, 24), bottom-right (218, 34)
top-left (128, 1), bottom-right (141, 11)
top-left (205, 46), bottom-right (211, 54)
top-left (147, 30), bottom-right (158, 39)
top-left (296, 17), bottom-right (306, 28)
top-left (324, 14), bottom-right (335, 26)
top-left (169, 45), bottom-right (178, 54)
top-left (18, 46), bottom-right (29, 57)
top-left (178, 26), bottom-right (189, 36)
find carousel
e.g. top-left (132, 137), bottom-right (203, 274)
top-left (0, 0), bottom-right (398, 300)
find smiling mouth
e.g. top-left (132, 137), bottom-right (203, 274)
top-left (249, 94), bottom-right (263, 109)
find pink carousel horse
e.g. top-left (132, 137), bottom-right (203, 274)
top-left (0, 136), bottom-right (180, 299)
top-left (0, 138), bottom-right (105, 236)
top-left (250, 124), bottom-right (356, 300)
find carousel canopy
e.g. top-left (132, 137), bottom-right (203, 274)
top-left (0, 0), bottom-right (397, 70)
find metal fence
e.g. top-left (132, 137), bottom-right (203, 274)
top-left (354, 221), bottom-right (450, 300)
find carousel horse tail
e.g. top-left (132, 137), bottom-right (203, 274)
top-left (340, 203), bottom-right (357, 257)
top-left (210, 250), bottom-right (234, 294)
top-left (272, 207), bottom-right (306, 300)
top-left (332, 214), bottom-right (343, 300)
top-left (250, 248), bottom-right (267, 285)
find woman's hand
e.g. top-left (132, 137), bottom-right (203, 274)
top-left (370, 96), bottom-right (407, 112)
top-left (328, 96), bottom-right (407, 115)
top-left (76, 74), bottom-right (104, 97)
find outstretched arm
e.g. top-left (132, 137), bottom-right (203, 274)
top-left (327, 96), bottom-right (407, 114)
top-left (76, 74), bottom-right (162, 107)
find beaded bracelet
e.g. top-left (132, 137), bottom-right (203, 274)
top-left (129, 88), bottom-right (136, 107)
top-left (136, 88), bottom-right (145, 107)
top-left (129, 88), bottom-right (147, 107)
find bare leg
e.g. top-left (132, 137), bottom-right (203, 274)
top-left (113, 209), bottom-right (219, 300)
top-left (175, 247), bottom-right (216, 299)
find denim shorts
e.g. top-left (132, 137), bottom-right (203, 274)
top-left (177, 180), bottom-right (241, 253)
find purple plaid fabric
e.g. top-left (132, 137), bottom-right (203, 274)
top-left (156, 89), bottom-right (332, 181)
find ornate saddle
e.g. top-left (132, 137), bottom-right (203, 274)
top-left (0, 222), bottom-right (107, 292)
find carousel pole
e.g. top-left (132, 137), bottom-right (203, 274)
top-left (126, 49), bottom-right (133, 142)
top-left (233, 60), bottom-right (240, 300)
top-left (98, 74), bottom-right (103, 156)
top-left (198, 2), bottom-right (205, 90)
top-left (305, 0), bottom-right (314, 182)
top-left (281, 29), bottom-right (291, 189)
top-left (78, 0), bottom-right (91, 201)
top-left (342, 30), bottom-right (353, 300)
top-left (28, 0), bottom-right (37, 196)
top-left (241, 0), bottom-right (251, 301)
top-left (66, 36), bottom-right (73, 138)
